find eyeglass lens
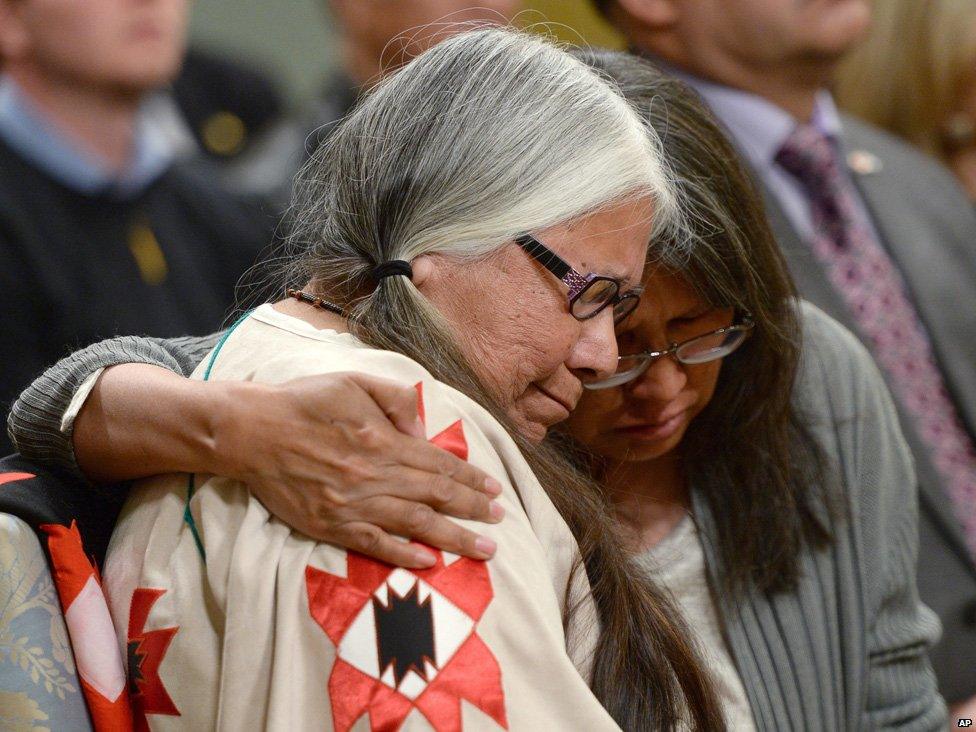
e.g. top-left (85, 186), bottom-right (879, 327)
top-left (571, 278), bottom-right (619, 319)
top-left (612, 294), bottom-right (640, 325)
top-left (584, 326), bottom-right (750, 390)
top-left (675, 329), bottom-right (748, 364)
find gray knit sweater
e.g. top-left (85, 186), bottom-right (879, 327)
top-left (6, 302), bottom-right (946, 730)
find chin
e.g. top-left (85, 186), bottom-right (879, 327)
top-left (112, 49), bottom-right (182, 87)
top-left (131, 64), bottom-right (180, 88)
top-left (604, 422), bottom-right (689, 463)
top-left (508, 408), bottom-right (551, 444)
top-left (618, 437), bottom-right (680, 463)
top-left (520, 420), bottom-right (549, 444)
top-left (812, 0), bottom-right (873, 54)
top-left (101, 69), bottom-right (176, 98)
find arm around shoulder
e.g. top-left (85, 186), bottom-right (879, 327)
top-left (120, 366), bottom-right (616, 729)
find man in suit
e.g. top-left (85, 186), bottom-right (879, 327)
top-left (592, 0), bottom-right (976, 714)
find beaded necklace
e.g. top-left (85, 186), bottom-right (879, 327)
top-left (285, 288), bottom-right (345, 316)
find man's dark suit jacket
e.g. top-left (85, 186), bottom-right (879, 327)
top-left (760, 115), bottom-right (976, 702)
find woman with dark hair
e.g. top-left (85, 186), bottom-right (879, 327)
top-left (8, 48), bottom-right (943, 729)
top-left (566, 49), bottom-right (943, 730)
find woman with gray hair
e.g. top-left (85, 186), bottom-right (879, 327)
top-left (94, 27), bottom-right (723, 731)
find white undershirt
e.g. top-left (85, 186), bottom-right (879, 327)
top-left (636, 515), bottom-right (757, 731)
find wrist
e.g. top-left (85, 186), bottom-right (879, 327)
top-left (203, 380), bottom-right (276, 480)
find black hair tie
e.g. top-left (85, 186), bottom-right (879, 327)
top-left (372, 260), bottom-right (413, 281)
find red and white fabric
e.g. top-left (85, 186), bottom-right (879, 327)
top-left (41, 520), bottom-right (133, 730)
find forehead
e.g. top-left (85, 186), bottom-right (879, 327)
top-left (627, 268), bottom-right (707, 321)
top-left (541, 197), bottom-right (655, 287)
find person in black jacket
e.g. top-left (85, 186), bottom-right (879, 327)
top-left (0, 0), bottom-right (272, 452)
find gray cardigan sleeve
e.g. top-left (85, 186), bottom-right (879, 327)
top-left (800, 302), bottom-right (946, 730)
top-left (6, 333), bottom-right (222, 479)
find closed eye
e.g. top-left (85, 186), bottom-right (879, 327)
top-left (670, 308), bottom-right (714, 326)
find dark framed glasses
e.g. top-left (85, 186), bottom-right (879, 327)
top-left (515, 234), bottom-right (641, 325)
top-left (585, 315), bottom-right (755, 390)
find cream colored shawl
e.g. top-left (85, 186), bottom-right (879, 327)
top-left (103, 304), bottom-right (616, 731)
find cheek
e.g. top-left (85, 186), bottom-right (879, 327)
top-left (483, 309), bottom-right (577, 399)
top-left (160, 1), bottom-right (190, 45)
top-left (27, 5), bottom-right (96, 60)
top-left (29, 10), bottom-right (120, 75)
top-left (687, 362), bottom-right (724, 415)
top-left (443, 284), bottom-right (577, 404)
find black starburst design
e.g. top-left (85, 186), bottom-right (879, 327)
top-left (373, 582), bottom-right (437, 686)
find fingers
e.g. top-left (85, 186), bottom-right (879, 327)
top-left (394, 466), bottom-right (505, 523)
top-left (243, 371), bottom-right (510, 569)
top-left (390, 430), bottom-right (503, 498)
top-left (356, 496), bottom-right (498, 561)
top-left (286, 372), bottom-right (502, 501)
top-left (346, 372), bottom-right (425, 439)
top-left (333, 522), bottom-right (439, 569)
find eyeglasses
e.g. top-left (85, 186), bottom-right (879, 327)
top-left (585, 315), bottom-right (755, 390)
top-left (515, 234), bottom-right (641, 326)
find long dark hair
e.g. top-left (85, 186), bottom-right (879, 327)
top-left (576, 49), bottom-right (836, 595)
top-left (286, 29), bottom-right (725, 731)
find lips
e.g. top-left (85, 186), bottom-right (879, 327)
top-left (617, 405), bottom-right (688, 429)
top-left (533, 383), bottom-right (578, 415)
top-left (613, 407), bottom-right (690, 442)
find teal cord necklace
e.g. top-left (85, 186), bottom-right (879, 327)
top-left (183, 309), bottom-right (254, 562)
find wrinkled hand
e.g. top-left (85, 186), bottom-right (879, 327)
top-left (210, 372), bottom-right (504, 568)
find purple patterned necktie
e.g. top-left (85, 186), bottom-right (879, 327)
top-left (776, 124), bottom-right (976, 558)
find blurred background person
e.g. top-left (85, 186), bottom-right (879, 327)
top-left (0, 0), bottom-right (272, 453)
top-left (160, 46), bottom-right (296, 200)
top-left (303, 1), bottom-right (521, 154)
top-left (835, 0), bottom-right (976, 202)
top-left (169, 1), bottom-right (526, 207)
top-left (590, 0), bottom-right (976, 714)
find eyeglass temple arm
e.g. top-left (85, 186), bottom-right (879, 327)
top-left (515, 234), bottom-right (572, 279)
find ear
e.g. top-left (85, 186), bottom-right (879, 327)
top-left (0, 1), bottom-right (32, 62)
top-left (410, 254), bottom-right (435, 287)
top-left (613, 0), bottom-right (680, 30)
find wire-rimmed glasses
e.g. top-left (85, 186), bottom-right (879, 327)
top-left (515, 233), bottom-right (641, 325)
top-left (585, 315), bottom-right (755, 390)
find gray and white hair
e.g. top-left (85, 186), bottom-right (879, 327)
top-left (286, 26), bottom-right (680, 313)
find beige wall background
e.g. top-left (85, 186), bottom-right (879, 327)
top-left (188, 0), bottom-right (623, 109)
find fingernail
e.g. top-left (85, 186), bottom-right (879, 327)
top-left (484, 477), bottom-right (503, 496)
top-left (414, 550), bottom-right (436, 567)
top-left (489, 501), bottom-right (505, 521)
top-left (475, 536), bottom-right (496, 556)
top-left (413, 417), bottom-right (426, 436)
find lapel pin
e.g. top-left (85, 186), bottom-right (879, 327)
top-left (847, 149), bottom-right (883, 175)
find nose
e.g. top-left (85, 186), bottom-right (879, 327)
top-left (566, 307), bottom-right (619, 381)
top-left (628, 352), bottom-right (688, 402)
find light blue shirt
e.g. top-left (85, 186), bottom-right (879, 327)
top-left (660, 66), bottom-right (882, 245)
top-left (0, 76), bottom-right (174, 199)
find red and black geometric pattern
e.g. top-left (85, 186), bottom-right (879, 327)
top-left (306, 383), bottom-right (507, 731)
